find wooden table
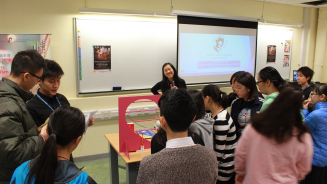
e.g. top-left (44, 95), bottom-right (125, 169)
top-left (105, 133), bottom-right (151, 184)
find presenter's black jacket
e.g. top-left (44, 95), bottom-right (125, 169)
top-left (302, 85), bottom-right (313, 101)
top-left (151, 79), bottom-right (187, 95)
top-left (151, 131), bottom-right (205, 154)
top-left (0, 78), bottom-right (44, 182)
top-left (26, 90), bottom-right (70, 127)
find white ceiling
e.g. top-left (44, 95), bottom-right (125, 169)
top-left (253, 0), bottom-right (327, 7)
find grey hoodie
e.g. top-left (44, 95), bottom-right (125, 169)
top-left (189, 113), bottom-right (215, 149)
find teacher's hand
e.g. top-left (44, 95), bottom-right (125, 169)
top-left (171, 86), bottom-right (178, 89)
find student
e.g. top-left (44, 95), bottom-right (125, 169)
top-left (0, 50), bottom-right (48, 183)
top-left (188, 90), bottom-right (215, 149)
top-left (26, 60), bottom-right (94, 132)
top-left (301, 84), bottom-right (327, 184)
top-left (137, 89), bottom-right (218, 183)
top-left (202, 85), bottom-right (237, 184)
top-left (26, 59), bottom-right (69, 130)
top-left (235, 88), bottom-right (313, 184)
top-left (10, 106), bottom-right (96, 184)
top-left (26, 59), bottom-right (94, 162)
top-left (151, 63), bottom-right (186, 95)
top-left (297, 66), bottom-right (314, 100)
top-left (230, 72), bottom-right (264, 140)
top-left (303, 83), bottom-right (323, 115)
top-left (228, 71), bottom-right (245, 106)
top-left (229, 71), bottom-right (264, 107)
top-left (257, 66), bottom-right (287, 112)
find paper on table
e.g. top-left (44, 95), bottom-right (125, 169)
top-left (85, 110), bottom-right (98, 134)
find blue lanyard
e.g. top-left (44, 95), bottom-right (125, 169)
top-left (36, 94), bottom-right (61, 111)
top-left (302, 85), bottom-right (310, 91)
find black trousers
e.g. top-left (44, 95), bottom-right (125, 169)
top-left (300, 165), bottom-right (327, 184)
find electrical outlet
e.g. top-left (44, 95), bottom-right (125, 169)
top-left (94, 113), bottom-right (102, 120)
top-left (137, 109), bottom-right (143, 115)
top-left (103, 111), bottom-right (110, 119)
top-left (111, 111), bottom-right (118, 118)
top-left (143, 108), bottom-right (149, 114)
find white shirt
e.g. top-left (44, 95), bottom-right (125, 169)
top-left (166, 137), bottom-right (195, 148)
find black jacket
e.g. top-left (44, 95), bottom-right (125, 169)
top-left (151, 79), bottom-right (187, 95)
top-left (26, 90), bottom-right (70, 127)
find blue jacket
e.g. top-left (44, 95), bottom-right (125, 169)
top-left (303, 102), bottom-right (327, 167)
top-left (11, 159), bottom-right (96, 184)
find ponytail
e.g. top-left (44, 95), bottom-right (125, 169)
top-left (219, 91), bottom-right (229, 109)
top-left (27, 106), bottom-right (86, 184)
top-left (27, 133), bottom-right (58, 184)
top-left (276, 78), bottom-right (288, 91)
top-left (202, 85), bottom-right (229, 109)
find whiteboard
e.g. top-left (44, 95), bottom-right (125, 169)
top-left (75, 17), bottom-right (177, 94)
top-left (256, 26), bottom-right (293, 79)
top-left (75, 18), bottom-right (294, 95)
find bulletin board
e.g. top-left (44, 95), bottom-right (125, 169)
top-left (255, 26), bottom-right (293, 79)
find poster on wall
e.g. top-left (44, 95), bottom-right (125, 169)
top-left (93, 45), bottom-right (111, 71)
top-left (267, 45), bottom-right (276, 63)
top-left (0, 34), bottom-right (51, 84)
top-left (284, 40), bottom-right (291, 52)
top-left (283, 55), bottom-right (290, 67)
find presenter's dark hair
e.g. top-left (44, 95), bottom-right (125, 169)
top-left (10, 50), bottom-right (46, 77)
top-left (230, 71), bottom-right (245, 85)
top-left (298, 66), bottom-right (314, 83)
top-left (235, 72), bottom-right (259, 100)
top-left (161, 63), bottom-right (182, 93)
top-left (27, 106), bottom-right (85, 184)
top-left (251, 87), bottom-right (309, 144)
top-left (158, 89), bottom-right (196, 132)
top-left (188, 90), bottom-right (206, 121)
top-left (259, 67), bottom-right (288, 91)
top-left (41, 59), bottom-right (64, 80)
top-left (202, 85), bottom-right (229, 109)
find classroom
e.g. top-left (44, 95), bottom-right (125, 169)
top-left (1, 0), bottom-right (327, 183)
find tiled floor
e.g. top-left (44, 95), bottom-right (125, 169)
top-left (75, 157), bottom-right (127, 184)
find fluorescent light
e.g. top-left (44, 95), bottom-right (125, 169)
top-left (79, 8), bottom-right (175, 18)
top-left (259, 20), bottom-right (303, 27)
top-left (173, 10), bottom-right (263, 22)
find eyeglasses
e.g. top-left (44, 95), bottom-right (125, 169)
top-left (256, 81), bottom-right (263, 85)
top-left (21, 72), bottom-right (42, 82)
top-left (232, 87), bottom-right (245, 91)
top-left (309, 93), bottom-right (319, 97)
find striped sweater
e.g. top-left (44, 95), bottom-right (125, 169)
top-left (212, 109), bottom-right (237, 182)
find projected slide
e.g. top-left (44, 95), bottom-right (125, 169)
top-left (179, 34), bottom-right (255, 76)
top-left (178, 21), bottom-right (257, 84)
